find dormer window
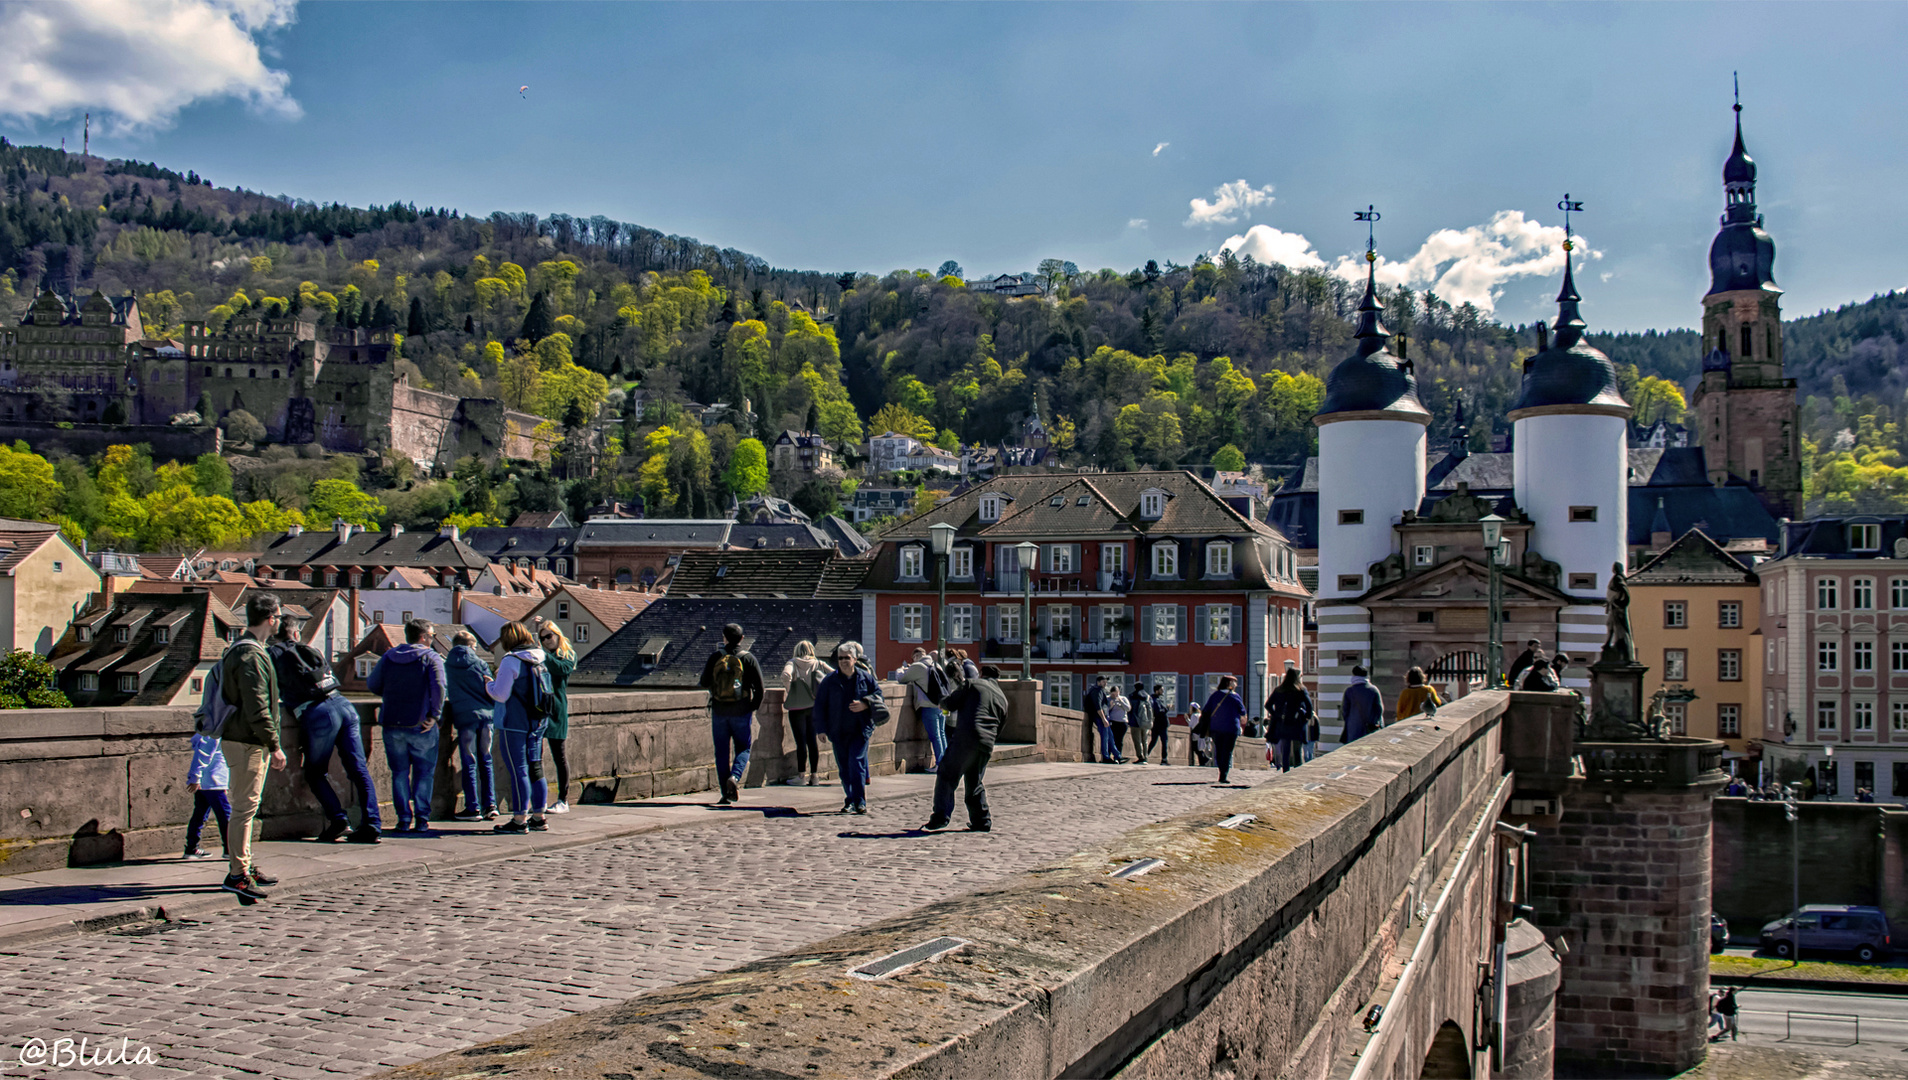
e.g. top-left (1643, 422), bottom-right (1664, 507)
top-left (1153, 541), bottom-right (1179, 579)
top-left (900, 545), bottom-right (925, 580)
top-left (1140, 489), bottom-right (1167, 520)
top-left (1850, 522), bottom-right (1882, 552)
top-left (1206, 541), bottom-right (1233, 577)
top-left (950, 547), bottom-right (973, 579)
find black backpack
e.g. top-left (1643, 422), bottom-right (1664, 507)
top-left (274, 640), bottom-right (339, 707)
top-left (516, 656), bottom-right (554, 723)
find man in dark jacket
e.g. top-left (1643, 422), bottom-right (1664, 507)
top-left (923, 665), bottom-right (1011, 833)
top-left (1339, 665), bottom-right (1384, 744)
top-left (813, 640), bottom-right (886, 814)
top-left (220, 593), bottom-right (287, 900)
top-left (698, 622), bottom-right (764, 804)
top-left (1084, 676), bottom-right (1111, 762)
top-left (273, 614), bottom-right (380, 845)
top-left (367, 620), bottom-right (447, 831)
top-left (1507, 638), bottom-right (1545, 688)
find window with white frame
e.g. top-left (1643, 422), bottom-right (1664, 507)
top-left (557, 601), bottom-right (570, 619)
top-left (1855, 700), bottom-right (1877, 732)
top-left (948, 604), bottom-right (974, 641)
top-left (999, 606), bottom-right (1022, 642)
top-left (155, 627), bottom-right (170, 646)
top-left (1048, 545), bottom-right (1074, 573)
top-left (118, 674), bottom-right (136, 693)
top-left (574, 623), bottom-right (589, 644)
top-left (1665, 702), bottom-right (1686, 735)
top-left (1152, 606), bottom-right (1179, 643)
top-left (1664, 601), bottom-right (1686, 628)
top-left (1817, 699), bottom-right (1838, 732)
top-left (1850, 522), bottom-right (1882, 551)
top-left (1047, 605), bottom-right (1073, 641)
top-left (979, 495), bottom-right (1003, 523)
top-left (1413, 544), bottom-right (1435, 567)
top-left (555, 559), bottom-right (568, 577)
top-left (1895, 641), bottom-right (1908, 672)
top-left (1141, 491), bottom-right (1164, 519)
top-left (1853, 578), bottom-right (1876, 610)
top-left (1818, 578), bottom-right (1839, 611)
top-left (1664, 649), bottom-right (1687, 681)
top-left (1153, 542), bottom-right (1178, 578)
top-left (1206, 542), bottom-right (1232, 577)
top-left (1718, 704), bottom-right (1740, 737)
top-left (1102, 544), bottom-right (1126, 579)
top-left (900, 546), bottom-right (924, 579)
top-left (1854, 640), bottom-right (1875, 672)
top-left (401, 611), bottom-right (414, 625)
top-left (1894, 578), bottom-right (1908, 610)
top-left (357, 656), bottom-right (374, 678)
top-left (1206, 606), bottom-right (1233, 644)
top-left (898, 604), bottom-right (926, 641)
top-left (190, 676), bottom-right (204, 694)
top-left (1045, 674), bottom-right (1075, 710)
top-left (1894, 701), bottom-right (1908, 734)
top-left (1151, 674), bottom-right (1178, 714)
top-left (950, 547), bottom-right (973, 579)
top-left (79, 673), bottom-right (98, 691)
top-left (1719, 649), bottom-right (1741, 681)
top-left (1818, 640), bottom-right (1839, 672)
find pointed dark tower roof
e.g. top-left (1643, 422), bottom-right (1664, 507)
top-left (1316, 255), bottom-right (1428, 423)
top-left (1509, 230), bottom-right (1630, 418)
top-left (1708, 93), bottom-right (1778, 296)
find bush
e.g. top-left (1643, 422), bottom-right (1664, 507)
top-left (224, 410), bottom-right (266, 444)
top-left (0, 650), bottom-right (69, 709)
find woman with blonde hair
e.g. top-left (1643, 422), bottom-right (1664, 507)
top-left (484, 621), bottom-right (551, 833)
top-left (1395, 666), bottom-right (1442, 722)
top-left (534, 619), bottom-right (578, 812)
top-left (780, 641), bottom-right (824, 786)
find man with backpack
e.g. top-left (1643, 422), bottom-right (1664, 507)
top-left (273, 613), bottom-right (380, 845)
top-left (1085, 675), bottom-right (1112, 763)
top-left (698, 623), bottom-right (764, 805)
top-left (902, 647), bottom-right (950, 772)
top-left (210, 594), bottom-right (288, 901)
top-left (367, 619), bottom-right (448, 832)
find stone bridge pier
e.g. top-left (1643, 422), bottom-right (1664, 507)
top-left (383, 689), bottom-right (1718, 1080)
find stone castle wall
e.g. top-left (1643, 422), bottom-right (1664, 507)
top-left (1711, 796), bottom-right (1908, 935)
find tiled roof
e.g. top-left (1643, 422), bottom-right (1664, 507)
top-left (0, 524), bottom-right (63, 575)
top-left (1625, 487), bottom-right (1777, 547)
top-left (877, 470), bottom-right (1275, 543)
top-left (256, 528), bottom-right (490, 571)
top-left (462, 592), bottom-right (542, 621)
top-left (554, 587), bottom-right (653, 633)
top-left (574, 520), bottom-right (735, 548)
top-left (816, 515), bottom-right (872, 556)
top-left (47, 591), bottom-right (240, 706)
top-left (1630, 529), bottom-right (1758, 584)
top-left (460, 526), bottom-right (578, 560)
top-left (1781, 516), bottom-right (1908, 559)
top-left (728, 523), bottom-right (833, 551)
top-left (669, 549), bottom-right (841, 597)
top-left (382, 567), bottom-right (440, 589)
top-left (571, 597), bottom-right (864, 689)
top-left (509, 510), bottom-right (571, 529)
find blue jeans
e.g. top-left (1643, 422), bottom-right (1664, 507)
top-left (302, 695), bottom-right (381, 830)
top-left (712, 712), bottom-right (753, 783)
top-left (1303, 740), bottom-right (1317, 762)
top-left (497, 724), bottom-right (547, 817)
top-left (833, 730), bottom-right (870, 808)
top-left (919, 706), bottom-right (947, 768)
top-left (383, 727), bottom-right (440, 825)
top-left (1094, 718), bottom-right (1117, 761)
top-left (455, 723), bottom-right (496, 813)
top-left (186, 789), bottom-right (231, 854)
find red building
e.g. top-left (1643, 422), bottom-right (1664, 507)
top-left (861, 471), bottom-right (1309, 722)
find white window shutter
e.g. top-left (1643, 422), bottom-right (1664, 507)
top-left (1177, 604), bottom-right (1189, 643)
top-left (1139, 605), bottom-right (1154, 643)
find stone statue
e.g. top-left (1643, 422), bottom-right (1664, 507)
top-left (1601, 561), bottom-right (1634, 664)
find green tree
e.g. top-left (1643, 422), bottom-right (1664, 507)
top-left (0, 649), bottom-right (69, 709)
top-left (0, 444), bottom-right (63, 521)
top-left (724, 437), bottom-right (770, 496)
top-left (519, 290), bottom-right (555, 344)
top-left (224, 409), bottom-right (266, 444)
top-left (1212, 443), bottom-right (1247, 472)
top-left (869, 403), bottom-right (934, 440)
top-left (308, 478), bottom-right (384, 528)
top-left (406, 296), bottom-right (427, 336)
top-left (192, 453), bottom-right (233, 499)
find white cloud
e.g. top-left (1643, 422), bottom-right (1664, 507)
top-left (0, 0), bottom-right (301, 130)
top-left (1127, 218), bottom-right (1148, 230)
top-left (1152, 141), bottom-right (1169, 157)
top-left (1216, 209), bottom-right (1600, 316)
top-left (1185, 179), bottom-right (1276, 227)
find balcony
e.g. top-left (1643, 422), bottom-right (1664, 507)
top-left (1578, 737), bottom-right (1727, 788)
top-left (981, 638), bottom-right (1131, 663)
top-left (987, 571), bottom-right (1133, 595)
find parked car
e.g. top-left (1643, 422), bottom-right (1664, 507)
top-left (1759, 904), bottom-right (1893, 962)
top-left (1711, 913), bottom-right (1729, 954)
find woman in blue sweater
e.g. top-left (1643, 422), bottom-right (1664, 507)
top-left (811, 641), bottom-right (887, 814)
top-left (1197, 676), bottom-right (1247, 784)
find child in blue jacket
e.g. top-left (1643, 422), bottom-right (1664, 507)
top-left (185, 732), bottom-right (231, 859)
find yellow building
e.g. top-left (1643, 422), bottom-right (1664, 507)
top-left (0, 520), bottom-right (104, 655)
top-left (1628, 529), bottom-right (1762, 760)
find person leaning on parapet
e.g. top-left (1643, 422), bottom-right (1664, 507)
top-left (1395, 666), bottom-right (1442, 722)
top-left (1519, 657), bottom-right (1562, 692)
top-left (813, 640), bottom-right (888, 815)
top-left (922, 664), bottom-right (1010, 833)
top-left (1339, 665), bottom-right (1384, 744)
top-left (218, 593), bottom-right (288, 901)
top-left (368, 619), bottom-right (448, 833)
top-left (273, 613), bottom-right (381, 845)
top-left (444, 630), bottom-right (498, 821)
top-left (1507, 638), bottom-right (1544, 687)
top-left (901, 647), bottom-right (949, 773)
top-left (1084, 675), bottom-right (1112, 763)
top-left (699, 622), bottom-right (765, 805)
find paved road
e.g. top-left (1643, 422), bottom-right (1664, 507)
top-left (1720, 986), bottom-right (1908, 1061)
top-left (0, 767), bottom-right (1237, 1079)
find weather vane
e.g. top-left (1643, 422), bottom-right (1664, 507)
top-left (1557, 194), bottom-right (1584, 252)
top-left (1354, 205), bottom-right (1380, 262)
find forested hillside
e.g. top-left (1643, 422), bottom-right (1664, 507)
top-left (4, 136), bottom-right (1907, 530)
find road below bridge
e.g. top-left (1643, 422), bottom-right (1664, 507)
top-left (0, 764), bottom-right (1239, 1079)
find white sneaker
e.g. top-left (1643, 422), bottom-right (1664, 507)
top-left (549, 801), bottom-right (569, 814)
top-left (806, 775), bottom-right (818, 786)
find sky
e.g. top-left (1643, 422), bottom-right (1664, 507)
top-left (2, 1), bottom-right (1905, 331)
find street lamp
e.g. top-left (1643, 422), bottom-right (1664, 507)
top-left (929, 522), bottom-right (957, 658)
top-left (1254, 659), bottom-right (1269, 735)
top-left (1479, 514), bottom-right (1506, 687)
top-left (1015, 541), bottom-right (1040, 682)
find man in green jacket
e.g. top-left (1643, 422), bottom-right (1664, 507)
top-left (222, 594), bottom-right (288, 900)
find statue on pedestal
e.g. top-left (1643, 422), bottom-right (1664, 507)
top-left (1601, 561), bottom-right (1634, 665)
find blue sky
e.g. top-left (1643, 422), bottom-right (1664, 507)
top-left (2, 1), bottom-right (1904, 330)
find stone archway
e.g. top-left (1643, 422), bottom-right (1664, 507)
top-left (1420, 1020), bottom-right (1472, 1079)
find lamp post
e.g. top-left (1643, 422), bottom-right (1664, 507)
top-left (929, 522), bottom-right (956, 659)
top-left (1254, 659), bottom-right (1269, 735)
top-left (1016, 541), bottom-right (1039, 682)
top-left (1479, 514), bottom-right (1506, 686)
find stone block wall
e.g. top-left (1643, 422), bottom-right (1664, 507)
top-left (1532, 787), bottom-right (1716, 1076)
top-left (0, 421), bottom-right (220, 463)
top-left (1711, 796), bottom-right (1903, 933)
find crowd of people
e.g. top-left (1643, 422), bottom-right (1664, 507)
top-left (186, 593), bottom-right (581, 902)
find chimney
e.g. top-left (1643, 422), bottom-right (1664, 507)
top-left (440, 523), bottom-right (460, 541)
top-left (390, 523), bottom-right (404, 536)
top-left (287, 522), bottom-right (303, 538)
top-left (349, 586), bottom-right (361, 648)
top-left (335, 518), bottom-right (350, 543)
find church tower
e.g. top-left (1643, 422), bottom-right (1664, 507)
top-left (1691, 96), bottom-right (1802, 519)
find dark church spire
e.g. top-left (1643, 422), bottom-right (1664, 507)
top-left (1351, 205), bottom-right (1390, 357)
top-left (1707, 77), bottom-right (1779, 296)
top-left (1552, 195), bottom-right (1586, 348)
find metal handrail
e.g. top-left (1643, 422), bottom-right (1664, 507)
top-left (1784, 1010), bottom-right (1859, 1044)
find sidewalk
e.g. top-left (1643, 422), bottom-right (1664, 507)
top-left (0, 759), bottom-right (1148, 948)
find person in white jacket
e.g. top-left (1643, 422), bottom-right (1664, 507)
top-left (483, 621), bottom-right (548, 834)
